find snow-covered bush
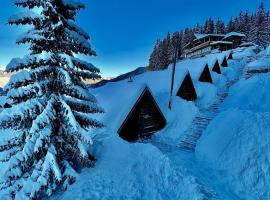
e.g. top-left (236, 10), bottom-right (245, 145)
top-left (0, 0), bottom-right (103, 199)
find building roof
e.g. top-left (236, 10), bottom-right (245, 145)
top-left (210, 41), bottom-right (233, 45)
top-left (240, 42), bottom-right (256, 47)
top-left (223, 32), bottom-right (246, 40)
top-left (176, 59), bottom-right (209, 80)
top-left (89, 51), bottom-right (230, 136)
top-left (194, 33), bottom-right (225, 40)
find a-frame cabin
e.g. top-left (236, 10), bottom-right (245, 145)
top-left (199, 64), bottom-right (213, 83)
top-left (227, 52), bottom-right (233, 60)
top-left (177, 73), bottom-right (197, 101)
top-left (212, 60), bottom-right (222, 74)
top-left (221, 56), bottom-right (228, 67)
top-left (118, 86), bottom-right (166, 142)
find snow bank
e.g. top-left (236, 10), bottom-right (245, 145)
top-left (53, 137), bottom-right (209, 200)
top-left (196, 71), bottom-right (270, 199)
top-left (222, 74), bottom-right (270, 112)
top-left (233, 47), bottom-right (257, 59)
top-left (246, 59), bottom-right (270, 71)
top-left (196, 109), bottom-right (270, 200)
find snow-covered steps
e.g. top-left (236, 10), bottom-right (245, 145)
top-left (179, 60), bottom-right (247, 153)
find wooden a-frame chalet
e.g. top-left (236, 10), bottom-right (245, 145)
top-left (118, 86), bottom-right (166, 142)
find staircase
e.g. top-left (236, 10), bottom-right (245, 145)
top-left (179, 64), bottom-right (245, 152)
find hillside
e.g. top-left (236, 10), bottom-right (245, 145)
top-left (0, 70), bottom-right (10, 88)
top-left (46, 45), bottom-right (270, 200)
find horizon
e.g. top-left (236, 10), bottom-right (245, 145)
top-left (0, 0), bottom-right (269, 77)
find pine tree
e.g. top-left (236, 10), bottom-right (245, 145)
top-left (0, 0), bottom-right (104, 199)
top-left (235, 11), bottom-right (245, 33)
top-left (148, 36), bottom-right (171, 71)
top-left (168, 32), bottom-right (182, 61)
top-left (250, 3), bottom-right (270, 47)
top-left (148, 40), bottom-right (161, 71)
top-left (226, 18), bottom-right (236, 33)
top-left (243, 11), bottom-right (252, 36)
top-left (203, 18), bottom-right (214, 34)
top-left (215, 18), bottom-right (225, 34)
top-left (194, 23), bottom-right (203, 33)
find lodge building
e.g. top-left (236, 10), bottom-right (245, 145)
top-left (183, 32), bottom-right (245, 58)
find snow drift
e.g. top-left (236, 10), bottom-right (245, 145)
top-left (196, 70), bottom-right (270, 199)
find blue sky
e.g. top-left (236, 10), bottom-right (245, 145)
top-left (0, 0), bottom-right (269, 77)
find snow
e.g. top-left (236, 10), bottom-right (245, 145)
top-left (246, 58), bottom-right (270, 71)
top-left (196, 52), bottom-right (270, 199)
top-left (91, 50), bottom-right (230, 135)
top-left (194, 33), bottom-right (224, 40)
top-left (211, 41), bottom-right (233, 45)
top-left (240, 42), bottom-right (256, 47)
top-left (52, 137), bottom-right (210, 200)
top-left (0, 96), bottom-right (6, 108)
top-left (0, 46), bottom-right (257, 199)
top-left (8, 10), bottom-right (42, 23)
top-left (223, 32), bottom-right (246, 39)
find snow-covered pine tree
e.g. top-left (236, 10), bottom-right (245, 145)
top-left (203, 18), bottom-right (214, 34)
top-left (215, 18), bottom-right (225, 34)
top-left (0, 0), bottom-right (104, 199)
top-left (168, 32), bottom-right (182, 61)
top-left (250, 3), bottom-right (270, 47)
top-left (242, 11), bottom-right (252, 37)
top-left (226, 18), bottom-right (236, 33)
top-left (234, 11), bottom-right (245, 33)
top-left (148, 39), bottom-right (161, 71)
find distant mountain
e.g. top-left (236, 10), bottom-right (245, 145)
top-left (91, 67), bottom-right (147, 88)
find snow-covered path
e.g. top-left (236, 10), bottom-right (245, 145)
top-left (150, 52), bottom-right (256, 199)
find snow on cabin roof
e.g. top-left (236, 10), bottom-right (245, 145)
top-left (91, 51), bottom-right (227, 134)
top-left (176, 59), bottom-right (207, 80)
top-left (194, 33), bottom-right (225, 40)
top-left (194, 34), bottom-right (208, 40)
top-left (92, 83), bottom-right (149, 133)
top-left (91, 67), bottom-right (190, 133)
top-left (240, 42), bottom-right (256, 47)
top-left (223, 32), bottom-right (246, 39)
top-left (210, 41), bottom-right (233, 45)
top-left (191, 51), bottom-right (230, 70)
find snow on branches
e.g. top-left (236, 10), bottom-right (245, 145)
top-left (0, 0), bottom-right (103, 199)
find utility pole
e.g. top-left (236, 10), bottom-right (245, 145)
top-left (168, 47), bottom-right (178, 110)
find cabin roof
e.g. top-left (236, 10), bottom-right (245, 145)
top-left (187, 51), bottom-right (230, 71)
top-left (90, 50), bottom-right (230, 134)
top-left (211, 41), bottom-right (233, 45)
top-left (91, 67), bottom-right (189, 133)
top-left (194, 33), bottom-right (225, 40)
top-left (223, 32), bottom-right (246, 40)
top-left (176, 59), bottom-right (208, 80)
top-left (240, 42), bottom-right (256, 47)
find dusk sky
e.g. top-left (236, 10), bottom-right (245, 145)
top-left (0, 0), bottom-right (269, 77)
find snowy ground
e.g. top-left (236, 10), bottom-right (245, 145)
top-left (196, 48), bottom-right (270, 200)
top-left (1, 46), bottom-right (267, 200)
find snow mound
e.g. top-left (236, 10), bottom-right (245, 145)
top-left (196, 70), bottom-right (270, 200)
top-left (196, 109), bottom-right (270, 200)
top-left (222, 74), bottom-right (270, 112)
top-left (246, 59), bottom-right (270, 71)
top-left (53, 137), bottom-right (209, 200)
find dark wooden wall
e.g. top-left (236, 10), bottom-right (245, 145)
top-left (212, 60), bottom-right (221, 74)
top-left (221, 57), bottom-right (228, 67)
top-left (199, 65), bottom-right (213, 83)
top-left (177, 73), bottom-right (197, 101)
top-left (228, 53), bottom-right (233, 60)
top-left (118, 89), bottom-right (166, 142)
